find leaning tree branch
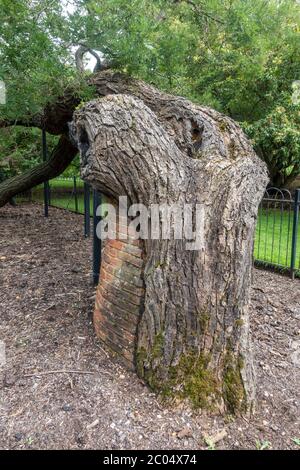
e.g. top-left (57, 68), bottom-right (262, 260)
top-left (0, 67), bottom-right (243, 208)
top-left (0, 117), bottom-right (42, 129)
top-left (0, 81), bottom-right (84, 207)
top-left (0, 134), bottom-right (77, 207)
top-left (0, 88), bottom-right (80, 135)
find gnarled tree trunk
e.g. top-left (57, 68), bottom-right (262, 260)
top-left (73, 85), bottom-right (268, 414)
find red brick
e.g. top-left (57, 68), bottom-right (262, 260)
top-left (98, 283), bottom-right (141, 314)
top-left (93, 196), bottom-right (145, 370)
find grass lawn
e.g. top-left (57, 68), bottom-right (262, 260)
top-left (16, 178), bottom-right (104, 215)
top-left (49, 177), bottom-right (84, 190)
top-left (18, 191), bottom-right (92, 214)
top-left (254, 206), bottom-right (300, 271)
top-left (47, 195), bottom-right (90, 214)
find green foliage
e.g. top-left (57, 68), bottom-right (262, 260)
top-left (0, 128), bottom-right (79, 180)
top-left (244, 99), bottom-right (300, 186)
top-left (292, 437), bottom-right (300, 446)
top-left (0, 0), bottom-right (93, 121)
top-left (80, 0), bottom-right (300, 120)
top-left (256, 439), bottom-right (271, 450)
top-left (186, 0), bottom-right (300, 121)
top-left (0, 127), bottom-right (58, 179)
top-left (203, 436), bottom-right (216, 450)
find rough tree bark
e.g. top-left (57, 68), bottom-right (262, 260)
top-left (73, 86), bottom-right (268, 414)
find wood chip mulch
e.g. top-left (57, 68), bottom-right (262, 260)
top-left (0, 203), bottom-right (299, 450)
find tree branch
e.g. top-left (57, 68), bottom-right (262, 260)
top-left (0, 134), bottom-right (77, 207)
top-left (0, 117), bottom-right (42, 129)
top-left (174, 0), bottom-right (224, 24)
top-left (75, 44), bottom-right (110, 73)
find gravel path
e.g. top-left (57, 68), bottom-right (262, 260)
top-left (0, 203), bottom-right (299, 450)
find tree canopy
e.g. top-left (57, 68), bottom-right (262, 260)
top-left (0, 0), bottom-right (300, 185)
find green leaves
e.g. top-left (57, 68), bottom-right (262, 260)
top-left (1, 0), bottom-right (299, 122)
top-left (0, 0), bottom-right (80, 120)
top-left (0, 127), bottom-right (59, 179)
top-left (244, 97), bottom-right (300, 186)
top-left (0, 0), bottom-right (300, 182)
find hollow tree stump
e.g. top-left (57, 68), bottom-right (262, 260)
top-left (73, 82), bottom-right (268, 414)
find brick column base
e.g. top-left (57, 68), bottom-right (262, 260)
top-left (94, 201), bottom-right (144, 369)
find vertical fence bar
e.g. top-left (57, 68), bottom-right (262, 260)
top-left (93, 189), bottom-right (102, 285)
top-left (285, 199), bottom-right (292, 267)
top-left (264, 200), bottom-right (270, 261)
top-left (84, 182), bottom-right (91, 238)
top-left (257, 202), bottom-right (262, 259)
top-left (270, 205), bottom-right (276, 263)
top-left (73, 176), bottom-right (78, 213)
top-left (291, 189), bottom-right (300, 279)
top-left (277, 198), bottom-right (284, 265)
top-left (42, 129), bottom-right (49, 217)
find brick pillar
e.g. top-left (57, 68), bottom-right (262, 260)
top-left (94, 201), bottom-right (144, 369)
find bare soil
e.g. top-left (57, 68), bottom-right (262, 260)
top-left (0, 203), bottom-right (299, 450)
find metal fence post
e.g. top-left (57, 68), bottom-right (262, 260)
top-left (93, 189), bottom-right (102, 285)
top-left (73, 176), bottom-right (78, 213)
top-left (42, 129), bottom-right (49, 217)
top-left (291, 189), bottom-right (300, 279)
top-left (84, 182), bottom-right (91, 237)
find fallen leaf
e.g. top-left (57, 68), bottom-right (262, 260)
top-left (87, 419), bottom-right (99, 430)
top-left (177, 427), bottom-right (193, 439)
top-left (203, 429), bottom-right (227, 445)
